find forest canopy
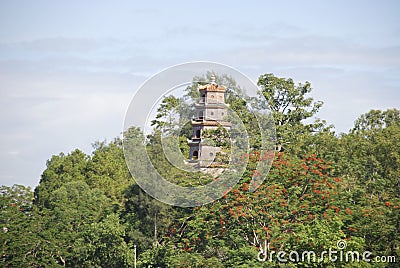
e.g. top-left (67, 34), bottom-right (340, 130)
top-left (1, 73), bottom-right (399, 267)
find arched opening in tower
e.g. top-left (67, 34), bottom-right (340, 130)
top-left (200, 93), bottom-right (205, 103)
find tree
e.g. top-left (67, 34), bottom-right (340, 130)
top-left (86, 140), bottom-right (133, 205)
top-left (336, 109), bottom-right (400, 261)
top-left (257, 73), bottom-right (324, 152)
top-left (38, 180), bottom-right (112, 266)
top-left (34, 149), bottom-right (88, 208)
top-left (7, 72), bottom-right (400, 267)
top-left (150, 95), bottom-right (193, 138)
top-left (73, 213), bottom-right (135, 267)
top-left (0, 185), bottom-right (41, 267)
top-left (121, 183), bottom-right (191, 253)
top-left (165, 153), bottom-right (364, 266)
top-left (352, 108), bottom-right (400, 132)
top-left (151, 96), bottom-right (182, 131)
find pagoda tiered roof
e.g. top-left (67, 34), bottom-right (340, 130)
top-left (198, 75), bottom-right (226, 92)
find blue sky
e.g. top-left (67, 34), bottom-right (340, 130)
top-left (1, 0), bottom-right (399, 187)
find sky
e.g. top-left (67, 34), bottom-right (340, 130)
top-left (0, 0), bottom-right (399, 187)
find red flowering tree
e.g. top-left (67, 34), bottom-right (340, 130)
top-left (167, 153), bottom-right (365, 265)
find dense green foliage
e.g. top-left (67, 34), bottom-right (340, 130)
top-left (1, 74), bottom-right (399, 267)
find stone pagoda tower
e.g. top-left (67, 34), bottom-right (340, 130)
top-left (188, 75), bottom-right (231, 167)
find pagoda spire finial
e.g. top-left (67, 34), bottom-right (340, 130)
top-left (210, 73), bottom-right (216, 84)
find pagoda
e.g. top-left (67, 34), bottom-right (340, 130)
top-left (188, 75), bottom-right (231, 167)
